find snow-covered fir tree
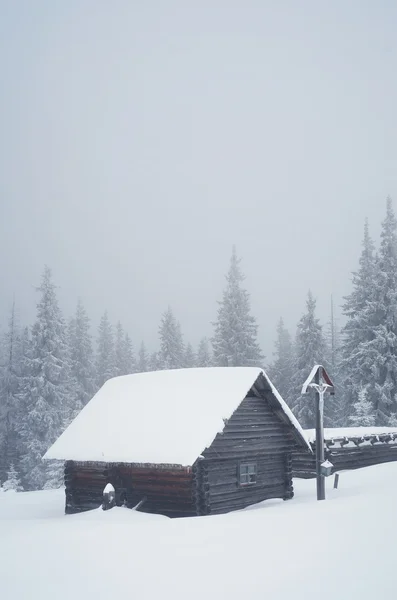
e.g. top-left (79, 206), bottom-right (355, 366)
top-left (212, 248), bottom-right (263, 367)
top-left (96, 311), bottom-right (116, 387)
top-left (19, 267), bottom-right (70, 490)
top-left (1, 463), bottom-right (23, 492)
top-left (115, 322), bottom-right (136, 376)
top-left (341, 219), bottom-right (377, 421)
top-left (68, 299), bottom-right (96, 419)
top-left (43, 459), bottom-right (64, 490)
top-left (184, 343), bottom-right (196, 368)
top-left (0, 301), bottom-right (23, 483)
top-left (268, 318), bottom-right (294, 407)
top-left (197, 337), bottom-right (212, 367)
top-left (149, 351), bottom-right (161, 372)
top-left (122, 333), bottom-right (136, 375)
top-left (268, 318), bottom-right (294, 402)
top-left (366, 198), bottom-right (397, 424)
top-left (137, 341), bottom-right (149, 373)
top-left (349, 387), bottom-right (376, 427)
top-left (115, 322), bottom-right (125, 374)
top-left (291, 291), bottom-right (328, 428)
top-left (158, 307), bottom-right (185, 369)
top-left (324, 297), bottom-right (345, 426)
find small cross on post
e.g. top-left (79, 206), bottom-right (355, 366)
top-left (301, 365), bottom-right (335, 500)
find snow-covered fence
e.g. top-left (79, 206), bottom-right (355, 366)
top-left (292, 428), bottom-right (397, 479)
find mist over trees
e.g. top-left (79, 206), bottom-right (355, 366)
top-left (1, 198), bottom-right (397, 490)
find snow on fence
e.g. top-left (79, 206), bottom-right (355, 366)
top-left (292, 428), bottom-right (397, 479)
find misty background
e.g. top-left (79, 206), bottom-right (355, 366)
top-left (1, 1), bottom-right (396, 356)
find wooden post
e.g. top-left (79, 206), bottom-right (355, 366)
top-left (301, 364), bottom-right (334, 501)
top-left (315, 367), bottom-right (325, 501)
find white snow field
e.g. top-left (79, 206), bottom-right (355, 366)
top-left (1, 464), bottom-right (396, 600)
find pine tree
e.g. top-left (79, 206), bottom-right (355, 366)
top-left (158, 307), bottom-right (185, 370)
top-left (341, 219), bottom-right (377, 421)
top-left (149, 351), bottom-right (161, 372)
top-left (349, 387), bottom-right (376, 427)
top-left (43, 460), bottom-right (64, 490)
top-left (115, 323), bottom-right (136, 376)
top-left (365, 198), bottom-right (397, 424)
top-left (1, 463), bottom-right (23, 492)
top-left (212, 248), bottom-right (263, 367)
top-left (19, 266), bottom-right (70, 490)
top-left (197, 337), bottom-right (212, 367)
top-left (184, 343), bottom-right (196, 368)
top-left (324, 297), bottom-right (345, 426)
top-left (114, 322), bottom-right (125, 376)
top-left (68, 299), bottom-right (96, 419)
top-left (0, 301), bottom-right (22, 484)
top-left (123, 333), bottom-right (136, 375)
top-left (291, 291), bottom-right (328, 429)
top-left (96, 311), bottom-right (116, 387)
top-left (268, 318), bottom-right (294, 407)
top-left (137, 342), bottom-right (149, 373)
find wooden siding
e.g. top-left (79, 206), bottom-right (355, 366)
top-left (195, 393), bottom-right (297, 514)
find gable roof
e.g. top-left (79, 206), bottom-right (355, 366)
top-left (44, 367), bottom-right (310, 466)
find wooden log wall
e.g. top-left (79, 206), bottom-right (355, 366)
top-left (195, 454), bottom-right (294, 515)
top-left (292, 440), bottom-right (397, 479)
top-left (64, 461), bottom-right (195, 517)
top-left (195, 392), bottom-right (300, 515)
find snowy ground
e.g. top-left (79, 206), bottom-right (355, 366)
top-left (1, 465), bottom-right (396, 600)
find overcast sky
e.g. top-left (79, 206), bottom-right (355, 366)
top-left (1, 1), bottom-right (396, 358)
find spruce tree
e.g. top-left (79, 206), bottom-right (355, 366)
top-left (0, 301), bottom-right (23, 483)
top-left (324, 297), bottom-right (345, 426)
top-left (341, 219), bottom-right (377, 421)
top-left (291, 291), bottom-right (328, 429)
top-left (149, 351), bottom-right (161, 372)
top-left (212, 248), bottom-right (263, 367)
top-left (123, 333), bottom-right (136, 375)
top-left (115, 322), bottom-right (125, 376)
top-left (96, 311), bottom-right (116, 387)
top-left (158, 307), bottom-right (185, 369)
top-left (1, 463), bottom-right (23, 492)
top-left (366, 197), bottom-right (397, 424)
top-left (137, 342), bottom-right (149, 373)
top-left (115, 323), bottom-right (136, 376)
top-left (184, 343), bottom-right (196, 368)
top-left (268, 318), bottom-right (294, 407)
top-left (68, 299), bottom-right (96, 418)
top-left (197, 337), bottom-right (212, 367)
top-left (349, 387), bottom-right (376, 427)
top-left (19, 266), bottom-right (70, 490)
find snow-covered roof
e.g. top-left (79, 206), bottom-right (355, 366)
top-left (305, 427), bottom-right (397, 444)
top-left (44, 367), bottom-right (309, 466)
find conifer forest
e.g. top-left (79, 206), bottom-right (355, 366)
top-left (1, 198), bottom-right (397, 492)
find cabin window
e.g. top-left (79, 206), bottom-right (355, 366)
top-left (239, 463), bottom-right (257, 486)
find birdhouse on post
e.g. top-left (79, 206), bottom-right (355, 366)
top-left (320, 460), bottom-right (334, 478)
top-left (301, 365), bottom-right (334, 501)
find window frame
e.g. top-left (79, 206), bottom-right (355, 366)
top-left (238, 461), bottom-right (257, 487)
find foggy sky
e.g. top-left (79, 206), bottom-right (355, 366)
top-left (1, 1), bottom-right (397, 358)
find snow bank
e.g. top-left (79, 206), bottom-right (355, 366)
top-left (1, 463), bottom-right (396, 600)
top-left (44, 367), bottom-right (308, 465)
top-left (305, 426), bottom-right (397, 443)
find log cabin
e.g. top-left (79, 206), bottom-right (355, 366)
top-left (44, 367), bottom-right (311, 517)
top-left (292, 427), bottom-right (397, 479)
